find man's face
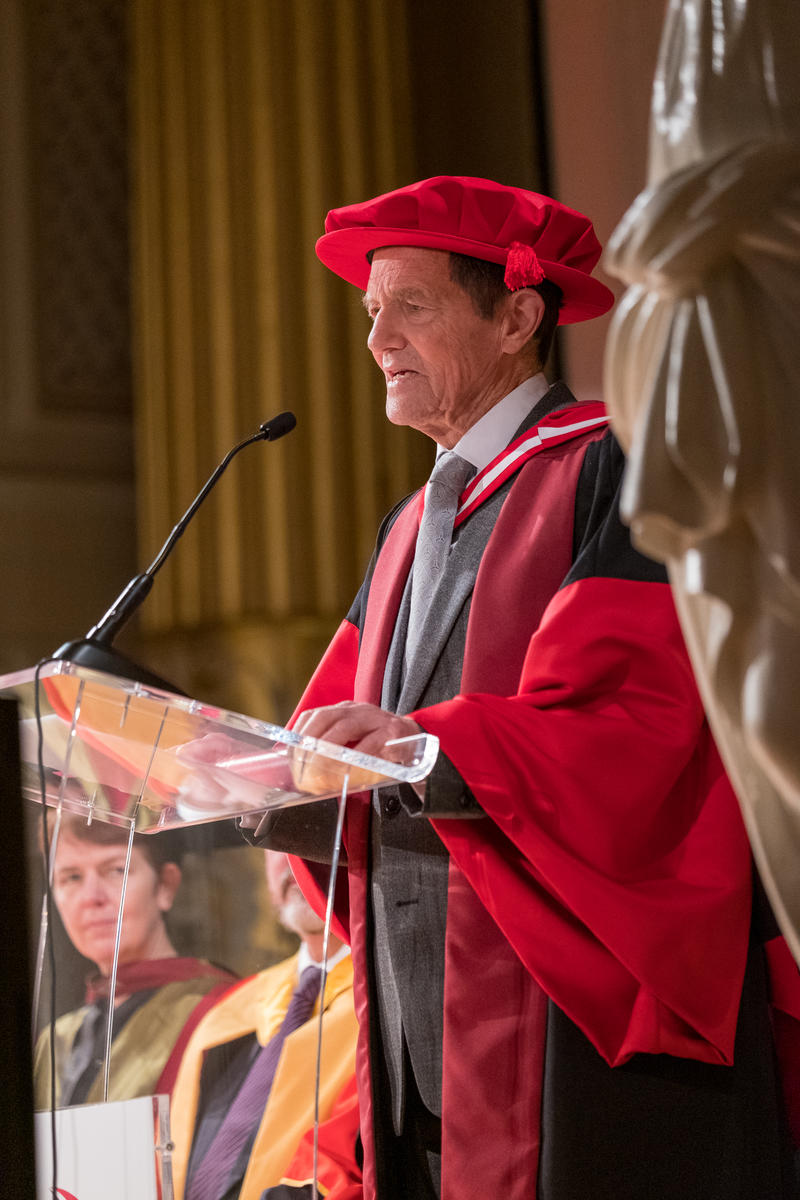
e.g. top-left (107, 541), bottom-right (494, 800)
top-left (364, 247), bottom-right (512, 445)
top-left (265, 851), bottom-right (324, 939)
top-left (52, 834), bottom-right (174, 976)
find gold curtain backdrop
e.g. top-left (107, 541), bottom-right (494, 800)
top-left (129, 0), bottom-right (431, 720)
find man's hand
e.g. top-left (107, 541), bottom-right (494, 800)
top-left (293, 701), bottom-right (423, 763)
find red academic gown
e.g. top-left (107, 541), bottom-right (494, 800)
top-left (286, 400), bottom-right (797, 1199)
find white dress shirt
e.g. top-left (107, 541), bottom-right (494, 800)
top-left (439, 372), bottom-right (550, 472)
top-left (296, 938), bottom-right (351, 979)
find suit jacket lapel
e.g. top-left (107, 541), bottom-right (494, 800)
top-left (395, 546), bottom-right (478, 713)
top-left (395, 494), bottom-right (503, 712)
top-left (396, 385), bottom-right (580, 712)
top-left (358, 382), bottom-right (582, 713)
top-left (354, 495), bottom-right (420, 706)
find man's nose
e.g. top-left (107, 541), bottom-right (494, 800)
top-left (367, 307), bottom-right (405, 356)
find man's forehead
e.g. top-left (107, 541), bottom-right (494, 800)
top-left (365, 245), bottom-right (455, 294)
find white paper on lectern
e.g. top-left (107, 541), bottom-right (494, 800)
top-left (34, 1095), bottom-right (170, 1200)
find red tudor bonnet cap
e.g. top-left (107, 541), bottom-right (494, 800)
top-left (315, 175), bottom-right (614, 325)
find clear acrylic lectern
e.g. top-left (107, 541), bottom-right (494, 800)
top-left (9, 657), bottom-right (438, 1200)
top-left (0, 659), bottom-right (439, 832)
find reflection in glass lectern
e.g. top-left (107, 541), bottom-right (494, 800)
top-left (3, 659), bottom-right (438, 832)
top-left (1, 659), bottom-right (439, 1200)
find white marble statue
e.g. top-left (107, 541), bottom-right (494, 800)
top-left (603, 0), bottom-right (800, 958)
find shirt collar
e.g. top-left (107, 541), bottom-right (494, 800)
top-left (297, 939), bottom-right (350, 977)
top-left (440, 373), bottom-right (551, 473)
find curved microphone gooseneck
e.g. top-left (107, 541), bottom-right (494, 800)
top-left (51, 411), bottom-right (297, 687)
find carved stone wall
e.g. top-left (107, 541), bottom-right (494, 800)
top-left (0, 0), bottom-right (139, 1014)
top-left (26, 0), bottom-right (132, 417)
top-left (0, 0), bottom-right (136, 673)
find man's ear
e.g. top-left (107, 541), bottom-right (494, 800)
top-left (156, 861), bottom-right (182, 913)
top-left (499, 288), bottom-right (545, 355)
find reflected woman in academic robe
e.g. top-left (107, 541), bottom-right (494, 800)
top-left (33, 813), bottom-right (235, 1108)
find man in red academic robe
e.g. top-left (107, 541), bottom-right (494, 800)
top-left (246, 176), bottom-right (799, 1199)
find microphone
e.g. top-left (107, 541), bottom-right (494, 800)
top-left (259, 411), bottom-right (296, 441)
top-left (52, 412), bottom-right (297, 687)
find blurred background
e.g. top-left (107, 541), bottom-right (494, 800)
top-left (2, 0), bottom-right (665, 1011)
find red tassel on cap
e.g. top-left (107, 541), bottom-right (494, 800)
top-left (504, 241), bottom-right (546, 290)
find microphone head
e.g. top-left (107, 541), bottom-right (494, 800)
top-left (260, 411), bottom-right (297, 441)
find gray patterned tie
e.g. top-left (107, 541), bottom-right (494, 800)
top-left (405, 450), bottom-right (475, 667)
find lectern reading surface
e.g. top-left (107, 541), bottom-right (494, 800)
top-left (0, 659), bottom-right (439, 832)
